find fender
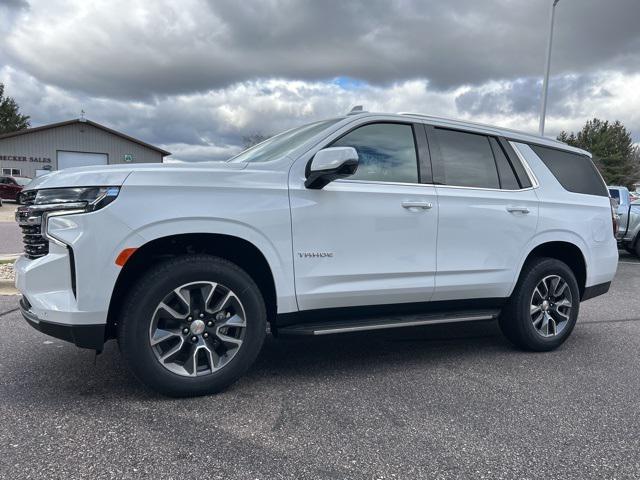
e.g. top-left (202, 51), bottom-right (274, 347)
top-left (119, 217), bottom-right (297, 313)
top-left (508, 229), bottom-right (590, 297)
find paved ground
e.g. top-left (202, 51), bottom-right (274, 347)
top-left (0, 203), bottom-right (21, 255)
top-left (0, 256), bottom-right (639, 479)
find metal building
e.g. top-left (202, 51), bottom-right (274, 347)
top-left (0, 118), bottom-right (170, 178)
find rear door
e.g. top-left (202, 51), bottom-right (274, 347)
top-left (427, 126), bottom-right (539, 301)
top-left (289, 121), bottom-right (439, 310)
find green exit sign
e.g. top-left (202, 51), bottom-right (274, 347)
top-left (123, 154), bottom-right (134, 162)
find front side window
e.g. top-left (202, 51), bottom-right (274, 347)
top-left (331, 123), bottom-right (419, 183)
top-left (433, 128), bottom-right (499, 189)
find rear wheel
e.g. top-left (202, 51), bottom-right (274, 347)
top-left (499, 257), bottom-right (579, 351)
top-left (118, 255), bottom-right (266, 397)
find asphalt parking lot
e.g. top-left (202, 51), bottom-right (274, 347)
top-left (0, 254), bottom-right (639, 480)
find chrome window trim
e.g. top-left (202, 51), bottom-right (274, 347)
top-left (334, 179), bottom-right (430, 188)
top-left (508, 141), bottom-right (540, 188)
top-left (333, 178), bottom-right (537, 192)
top-left (433, 184), bottom-right (537, 193)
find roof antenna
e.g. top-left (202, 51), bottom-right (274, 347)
top-left (79, 109), bottom-right (86, 122)
top-left (347, 105), bottom-right (366, 115)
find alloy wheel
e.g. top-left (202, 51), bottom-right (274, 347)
top-left (530, 275), bottom-right (573, 338)
top-left (149, 281), bottom-right (246, 377)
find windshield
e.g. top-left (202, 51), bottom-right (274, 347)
top-left (228, 118), bottom-right (341, 163)
top-left (14, 177), bottom-right (32, 186)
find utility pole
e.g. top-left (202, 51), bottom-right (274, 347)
top-left (539, 0), bottom-right (560, 136)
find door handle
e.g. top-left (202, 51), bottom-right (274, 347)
top-left (402, 200), bottom-right (433, 210)
top-left (506, 206), bottom-right (530, 214)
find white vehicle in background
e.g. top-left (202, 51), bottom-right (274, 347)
top-left (15, 111), bottom-right (618, 396)
top-left (608, 185), bottom-right (640, 256)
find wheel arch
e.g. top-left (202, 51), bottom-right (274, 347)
top-left (516, 240), bottom-right (587, 298)
top-left (105, 233), bottom-right (278, 339)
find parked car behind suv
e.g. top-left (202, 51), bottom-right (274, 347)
top-left (0, 175), bottom-right (31, 201)
top-left (609, 185), bottom-right (640, 256)
top-left (15, 111), bottom-right (618, 396)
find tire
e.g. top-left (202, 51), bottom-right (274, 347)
top-left (499, 257), bottom-right (580, 351)
top-left (635, 240), bottom-right (640, 259)
top-left (118, 254), bottom-right (266, 397)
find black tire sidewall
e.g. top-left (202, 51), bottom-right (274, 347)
top-left (119, 255), bottom-right (266, 397)
top-left (504, 258), bottom-right (580, 351)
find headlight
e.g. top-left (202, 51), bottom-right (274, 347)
top-left (16, 187), bottom-right (121, 259)
top-left (18, 187), bottom-right (120, 212)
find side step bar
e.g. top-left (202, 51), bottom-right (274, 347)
top-left (277, 309), bottom-right (500, 336)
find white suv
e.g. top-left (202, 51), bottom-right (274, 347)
top-left (15, 112), bottom-right (618, 396)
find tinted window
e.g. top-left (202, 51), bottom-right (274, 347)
top-left (531, 145), bottom-right (608, 197)
top-left (489, 137), bottom-right (520, 189)
top-left (433, 129), bottom-right (499, 189)
top-left (608, 188), bottom-right (620, 201)
top-left (332, 123), bottom-right (418, 183)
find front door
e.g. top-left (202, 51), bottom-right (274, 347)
top-left (289, 122), bottom-right (439, 311)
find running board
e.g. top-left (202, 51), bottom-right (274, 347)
top-left (277, 309), bottom-right (500, 336)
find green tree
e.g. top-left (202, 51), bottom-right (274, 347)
top-left (557, 118), bottom-right (638, 188)
top-left (0, 83), bottom-right (30, 134)
top-left (241, 133), bottom-right (269, 150)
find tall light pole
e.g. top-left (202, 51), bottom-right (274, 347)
top-left (539, 0), bottom-right (560, 136)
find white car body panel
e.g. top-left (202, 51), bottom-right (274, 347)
top-left (431, 184), bottom-right (539, 301)
top-left (510, 143), bottom-right (618, 289)
top-left (290, 179), bottom-right (438, 310)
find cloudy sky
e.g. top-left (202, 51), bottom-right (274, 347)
top-left (1, 0), bottom-right (639, 161)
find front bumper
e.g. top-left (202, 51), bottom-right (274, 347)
top-left (20, 297), bottom-right (105, 350)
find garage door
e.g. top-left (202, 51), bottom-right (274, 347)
top-left (57, 151), bottom-right (108, 170)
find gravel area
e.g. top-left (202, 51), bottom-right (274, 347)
top-left (0, 262), bottom-right (14, 281)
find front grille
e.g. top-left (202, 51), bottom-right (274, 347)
top-left (16, 191), bottom-right (49, 259)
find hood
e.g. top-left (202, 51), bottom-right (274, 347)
top-left (24, 161), bottom-right (248, 190)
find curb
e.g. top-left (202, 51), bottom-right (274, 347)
top-left (0, 254), bottom-right (20, 262)
top-left (0, 279), bottom-right (18, 295)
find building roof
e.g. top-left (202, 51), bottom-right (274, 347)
top-left (0, 118), bottom-right (171, 156)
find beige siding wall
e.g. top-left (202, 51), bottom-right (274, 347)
top-left (0, 122), bottom-right (164, 178)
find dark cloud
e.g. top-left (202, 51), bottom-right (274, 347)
top-left (455, 74), bottom-right (613, 117)
top-left (1, 0), bottom-right (29, 10)
top-left (3, 0), bottom-right (640, 99)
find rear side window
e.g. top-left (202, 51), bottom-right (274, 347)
top-left (531, 145), bottom-right (608, 197)
top-left (608, 189), bottom-right (620, 201)
top-left (489, 138), bottom-right (520, 190)
top-left (432, 128), bottom-right (499, 189)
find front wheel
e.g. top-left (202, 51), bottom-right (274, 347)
top-left (118, 255), bottom-right (266, 397)
top-left (499, 257), bottom-right (580, 351)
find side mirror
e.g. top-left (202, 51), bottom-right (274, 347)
top-left (305, 147), bottom-right (359, 189)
